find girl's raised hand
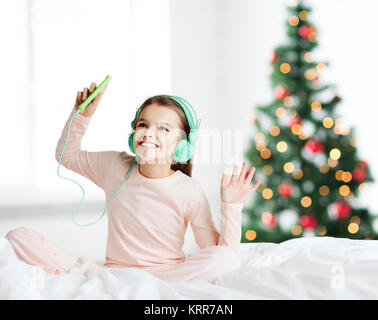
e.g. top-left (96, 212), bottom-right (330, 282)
top-left (74, 81), bottom-right (109, 118)
top-left (221, 162), bottom-right (261, 204)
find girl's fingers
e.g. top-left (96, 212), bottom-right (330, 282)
top-left (221, 173), bottom-right (227, 188)
top-left (238, 162), bottom-right (248, 183)
top-left (82, 87), bottom-right (88, 101)
top-left (75, 91), bottom-right (81, 108)
top-left (93, 82), bottom-right (108, 104)
top-left (89, 82), bottom-right (96, 93)
top-left (245, 166), bottom-right (256, 184)
top-left (249, 180), bottom-right (261, 192)
top-left (230, 164), bottom-right (239, 184)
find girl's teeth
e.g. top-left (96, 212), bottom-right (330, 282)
top-left (141, 142), bottom-right (157, 148)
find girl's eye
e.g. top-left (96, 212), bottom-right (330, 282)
top-left (137, 123), bottom-right (169, 132)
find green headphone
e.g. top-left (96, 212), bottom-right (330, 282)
top-left (128, 94), bottom-right (201, 163)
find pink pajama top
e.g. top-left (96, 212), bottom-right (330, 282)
top-left (55, 107), bottom-right (244, 271)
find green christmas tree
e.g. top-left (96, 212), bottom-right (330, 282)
top-left (242, 0), bottom-right (376, 243)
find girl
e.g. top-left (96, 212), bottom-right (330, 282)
top-left (6, 82), bottom-right (261, 284)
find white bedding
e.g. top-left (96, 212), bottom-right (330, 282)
top-left (1, 235), bottom-right (378, 299)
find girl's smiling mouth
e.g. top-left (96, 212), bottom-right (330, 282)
top-left (139, 140), bottom-right (159, 148)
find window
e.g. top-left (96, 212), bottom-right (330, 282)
top-left (0, 0), bottom-right (171, 208)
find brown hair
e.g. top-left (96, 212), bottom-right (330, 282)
top-left (123, 94), bottom-right (193, 177)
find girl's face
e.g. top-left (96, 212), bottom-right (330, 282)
top-left (133, 104), bottom-right (184, 164)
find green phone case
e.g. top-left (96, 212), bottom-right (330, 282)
top-left (78, 75), bottom-right (112, 110)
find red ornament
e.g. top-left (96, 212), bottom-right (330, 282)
top-left (330, 202), bottom-right (351, 219)
top-left (298, 25), bottom-right (311, 38)
top-left (278, 183), bottom-right (293, 197)
top-left (270, 52), bottom-right (279, 64)
top-left (275, 86), bottom-right (290, 100)
top-left (288, 116), bottom-right (301, 129)
top-left (304, 139), bottom-right (325, 153)
top-left (261, 212), bottom-right (277, 228)
top-left (352, 168), bottom-right (367, 182)
top-left (250, 115), bottom-right (258, 125)
top-left (358, 160), bottom-right (368, 169)
top-left (299, 215), bottom-right (317, 229)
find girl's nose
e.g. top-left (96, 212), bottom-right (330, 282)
top-left (143, 128), bottom-right (156, 138)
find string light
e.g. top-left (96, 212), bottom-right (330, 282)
top-left (292, 169), bottom-right (303, 180)
top-left (359, 183), bottom-right (367, 192)
top-left (335, 170), bottom-right (344, 181)
top-left (316, 63), bottom-right (327, 73)
top-left (298, 10), bottom-right (308, 21)
top-left (319, 185), bottom-right (330, 196)
top-left (252, 155), bottom-right (262, 165)
top-left (288, 0), bottom-right (298, 7)
top-left (298, 133), bottom-right (308, 140)
top-left (280, 62), bottom-right (291, 74)
top-left (348, 222), bottom-right (359, 234)
top-left (263, 165), bottom-right (273, 175)
top-left (342, 171), bottom-right (352, 183)
top-left (260, 148), bottom-right (271, 159)
top-left (288, 16), bottom-right (299, 26)
top-left (276, 141), bottom-right (288, 152)
top-left (262, 188), bottom-right (274, 199)
top-left (328, 158), bottom-right (338, 168)
top-left (339, 185), bottom-right (350, 197)
top-left (311, 101), bottom-right (322, 111)
top-left (284, 96), bottom-right (294, 107)
top-left (291, 124), bottom-right (302, 135)
top-left (276, 107), bottom-right (286, 117)
top-left (330, 148), bottom-right (341, 160)
top-left (334, 118), bottom-right (350, 136)
top-left (301, 196), bottom-right (312, 207)
top-left (323, 117), bottom-right (334, 128)
top-left (270, 126), bottom-right (280, 136)
top-left (308, 26), bottom-right (317, 42)
top-left (350, 216), bottom-right (361, 224)
top-left (291, 225), bottom-right (302, 236)
top-left (319, 164), bottom-right (330, 173)
top-left (258, 183), bottom-right (267, 191)
top-left (345, 191), bottom-right (354, 201)
top-left (245, 230), bottom-right (257, 241)
top-left (254, 133), bottom-right (265, 143)
top-left (284, 162), bottom-right (295, 173)
top-left (304, 69), bottom-right (317, 80)
top-left (256, 143), bottom-right (266, 151)
top-left (304, 51), bottom-right (313, 63)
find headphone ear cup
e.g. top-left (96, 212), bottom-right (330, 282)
top-left (128, 132), bottom-right (135, 154)
top-left (174, 139), bottom-right (194, 163)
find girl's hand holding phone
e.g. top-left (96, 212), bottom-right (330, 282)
top-left (74, 81), bottom-right (109, 118)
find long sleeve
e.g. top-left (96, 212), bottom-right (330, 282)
top-left (55, 106), bottom-right (119, 190)
top-left (185, 181), bottom-right (244, 254)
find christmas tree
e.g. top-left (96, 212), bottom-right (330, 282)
top-left (242, 0), bottom-right (376, 243)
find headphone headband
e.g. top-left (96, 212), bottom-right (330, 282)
top-left (131, 94), bottom-right (200, 131)
top-left (168, 95), bottom-right (200, 130)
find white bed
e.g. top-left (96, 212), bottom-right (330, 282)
top-left (1, 235), bottom-right (378, 300)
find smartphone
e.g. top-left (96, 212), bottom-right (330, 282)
top-left (78, 75), bottom-right (112, 111)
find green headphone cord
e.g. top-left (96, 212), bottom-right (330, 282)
top-left (57, 107), bottom-right (136, 227)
